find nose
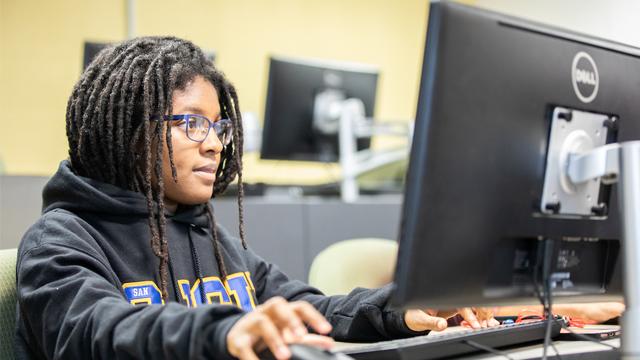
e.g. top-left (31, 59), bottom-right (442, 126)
top-left (201, 128), bottom-right (224, 154)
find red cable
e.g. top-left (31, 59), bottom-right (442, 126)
top-left (460, 309), bottom-right (597, 328)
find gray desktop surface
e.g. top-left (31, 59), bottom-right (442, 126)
top-left (461, 339), bottom-right (619, 359)
top-left (332, 325), bottom-right (621, 360)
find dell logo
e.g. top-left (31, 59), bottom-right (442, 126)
top-left (571, 52), bottom-right (599, 103)
top-left (575, 68), bottom-right (596, 85)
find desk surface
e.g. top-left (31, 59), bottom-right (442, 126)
top-left (462, 339), bottom-right (618, 359)
top-left (451, 324), bottom-right (620, 359)
top-left (332, 325), bottom-right (620, 360)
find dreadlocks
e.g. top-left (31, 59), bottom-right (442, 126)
top-left (66, 36), bottom-right (247, 299)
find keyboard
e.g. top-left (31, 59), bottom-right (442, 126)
top-left (336, 319), bottom-right (564, 360)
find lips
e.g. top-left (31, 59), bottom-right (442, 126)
top-left (193, 163), bottom-right (217, 181)
top-left (194, 164), bottom-right (217, 173)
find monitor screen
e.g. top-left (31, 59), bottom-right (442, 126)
top-left (83, 42), bottom-right (109, 71)
top-left (203, 50), bottom-right (216, 65)
top-left (391, 1), bottom-right (640, 310)
top-left (261, 56), bottom-right (379, 162)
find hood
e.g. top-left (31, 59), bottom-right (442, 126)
top-left (43, 160), bottom-right (210, 228)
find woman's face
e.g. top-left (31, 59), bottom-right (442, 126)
top-left (151, 76), bottom-right (224, 212)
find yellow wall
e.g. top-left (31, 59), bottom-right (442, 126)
top-left (0, 0), bottom-right (472, 181)
top-left (1, 1), bottom-right (127, 175)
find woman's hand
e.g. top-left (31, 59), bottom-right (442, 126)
top-left (227, 296), bottom-right (333, 360)
top-left (496, 302), bottom-right (625, 323)
top-left (552, 302), bottom-right (625, 322)
top-left (405, 307), bottom-right (500, 332)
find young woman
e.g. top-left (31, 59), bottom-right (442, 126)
top-left (15, 36), bottom-right (500, 360)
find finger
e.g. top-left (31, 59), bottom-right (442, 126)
top-left (299, 334), bottom-right (335, 350)
top-left (422, 309), bottom-right (438, 317)
top-left (263, 297), bottom-right (308, 339)
top-left (235, 343), bottom-right (261, 360)
top-left (230, 333), bottom-right (261, 360)
top-left (475, 308), bottom-right (493, 320)
top-left (405, 309), bottom-right (448, 332)
top-left (251, 313), bottom-right (291, 360)
top-left (475, 308), bottom-right (496, 327)
top-left (435, 309), bottom-right (458, 319)
top-left (281, 329), bottom-right (334, 349)
top-left (458, 308), bottom-right (481, 329)
top-left (290, 301), bottom-right (332, 334)
top-left (281, 328), bottom-right (296, 343)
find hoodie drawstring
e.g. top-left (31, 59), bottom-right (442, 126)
top-left (188, 224), bottom-right (208, 305)
top-left (166, 244), bottom-right (183, 305)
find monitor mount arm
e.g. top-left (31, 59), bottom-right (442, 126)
top-left (565, 140), bottom-right (640, 360)
top-left (541, 106), bottom-right (639, 358)
top-left (314, 92), bottom-right (413, 203)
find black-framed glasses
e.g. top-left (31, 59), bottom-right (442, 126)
top-left (151, 114), bottom-right (233, 145)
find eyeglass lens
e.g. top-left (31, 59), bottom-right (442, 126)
top-left (214, 121), bottom-right (233, 146)
top-left (186, 116), bottom-right (233, 145)
top-left (186, 116), bottom-right (208, 141)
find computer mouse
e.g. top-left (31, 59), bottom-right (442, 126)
top-left (257, 343), bottom-right (355, 360)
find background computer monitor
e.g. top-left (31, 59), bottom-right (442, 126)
top-left (261, 56), bottom-right (378, 162)
top-left (391, 0), bottom-right (640, 310)
top-left (203, 50), bottom-right (216, 65)
top-left (83, 42), bottom-right (109, 70)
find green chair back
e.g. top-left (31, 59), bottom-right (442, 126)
top-left (0, 248), bottom-right (18, 359)
top-left (308, 238), bottom-right (398, 296)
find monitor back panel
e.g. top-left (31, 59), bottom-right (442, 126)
top-left (392, 1), bottom-right (640, 309)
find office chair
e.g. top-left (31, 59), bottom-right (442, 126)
top-left (308, 238), bottom-right (398, 296)
top-left (0, 248), bottom-right (18, 358)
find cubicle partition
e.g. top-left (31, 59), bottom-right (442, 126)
top-left (0, 175), bottom-right (402, 283)
top-left (208, 196), bottom-right (402, 282)
top-left (0, 176), bottom-right (51, 251)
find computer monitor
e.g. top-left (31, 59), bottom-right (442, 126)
top-left (261, 56), bottom-right (379, 162)
top-left (203, 50), bottom-right (216, 65)
top-left (391, 0), bottom-right (640, 310)
top-left (83, 42), bottom-right (109, 70)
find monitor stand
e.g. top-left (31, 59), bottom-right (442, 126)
top-left (543, 107), bottom-right (640, 359)
top-left (574, 141), bottom-right (640, 360)
top-left (617, 141), bottom-right (640, 360)
top-left (313, 92), bottom-right (413, 203)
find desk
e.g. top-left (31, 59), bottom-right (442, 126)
top-left (458, 324), bottom-right (620, 359)
top-left (332, 326), bottom-right (620, 360)
top-left (461, 339), bottom-right (618, 359)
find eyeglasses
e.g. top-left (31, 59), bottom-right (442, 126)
top-left (150, 114), bottom-right (233, 145)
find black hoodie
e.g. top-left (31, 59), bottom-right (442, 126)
top-left (14, 160), bottom-right (424, 360)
